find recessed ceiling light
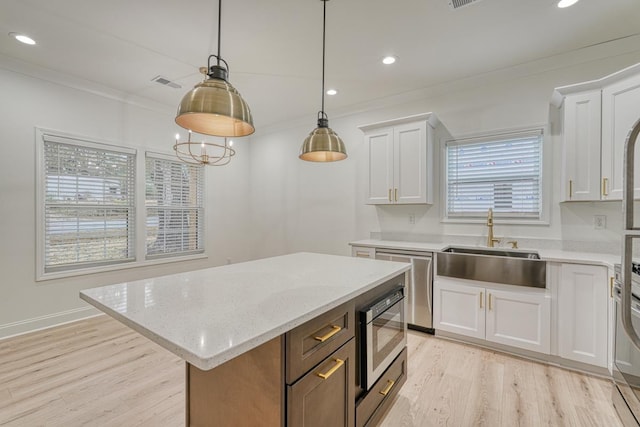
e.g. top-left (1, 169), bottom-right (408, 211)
top-left (326, 89), bottom-right (337, 96)
top-left (557, 0), bottom-right (579, 8)
top-left (228, 139), bottom-right (234, 147)
top-left (382, 56), bottom-right (397, 65)
top-left (9, 32), bottom-right (36, 45)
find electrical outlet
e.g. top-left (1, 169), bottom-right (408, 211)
top-left (594, 215), bottom-right (606, 230)
top-left (409, 214), bottom-right (415, 224)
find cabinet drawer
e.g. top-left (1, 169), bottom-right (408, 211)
top-left (286, 301), bottom-right (355, 383)
top-left (356, 347), bottom-right (407, 427)
top-left (287, 339), bottom-right (356, 427)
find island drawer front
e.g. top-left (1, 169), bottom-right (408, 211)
top-left (356, 347), bottom-right (407, 427)
top-left (286, 301), bottom-right (355, 383)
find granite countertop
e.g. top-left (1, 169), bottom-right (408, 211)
top-left (349, 239), bottom-right (621, 268)
top-left (80, 252), bottom-right (411, 371)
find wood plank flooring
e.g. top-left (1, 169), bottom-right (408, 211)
top-left (0, 316), bottom-right (623, 426)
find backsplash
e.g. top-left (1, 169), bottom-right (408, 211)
top-left (371, 231), bottom-right (622, 255)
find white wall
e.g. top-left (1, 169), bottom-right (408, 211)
top-left (3, 36), bottom-right (640, 339)
top-left (0, 66), bottom-right (252, 338)
top-left (250, 37), bottom-right (640, 259)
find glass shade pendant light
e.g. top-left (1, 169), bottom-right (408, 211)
top-left (299, 0), bottom-right (347, 162)
top-left (175, 0), bottom-right (254, 138)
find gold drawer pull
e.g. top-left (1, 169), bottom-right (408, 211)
top-left (314, 325), bottom-right (341, 342)
top-left (480, 291), bottom-right (483, 309)
top-left (317, 358), bottom-right (344, 379)
top-left (394, 188), bottom-right (398, 202)
top-left (379, 379), bottom-right (396, 396)
top-left (388, 189), bottom-right (392, 202)
top-left (603, 177), bottom-right (609, 197)
top-left (489, 293), bottom-right (493, 311)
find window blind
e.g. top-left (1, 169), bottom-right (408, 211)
top-left (446, 130), bottom-right (542, 219)
top-left (145, 155), bottom-right (204, 259)
top-left (43, 136), bottom-right (136, 272)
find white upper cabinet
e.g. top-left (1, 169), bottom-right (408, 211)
top-left (359, 113), bottom-right (437, 205)
top-left (561, 91), bottom-right (602, 201)
top-left (602, 72), bottom-right (640, 200)
top-left (553, 62), bottom-right (640, 201)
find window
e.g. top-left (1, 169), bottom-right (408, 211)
top-left (145, 154), bottom-right (204, 259)
top-left (445, 129), bottom-right (543, 220)
top-left (40, 133), bottom-right (136, 273)
top-left (37, 130), bottom-right (207, 280)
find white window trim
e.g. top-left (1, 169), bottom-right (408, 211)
top-left (439, 124), bottom-right (551, 226)
top-left (35, 128), bottom-right (207, 281)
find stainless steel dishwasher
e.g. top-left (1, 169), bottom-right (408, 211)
top-left (375, 249), bottom-right (433, 333)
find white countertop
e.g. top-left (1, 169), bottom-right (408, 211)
top-left (350, 239), bottom-right (621, 268)
top-left (80, 252), bottom-right (411, 371)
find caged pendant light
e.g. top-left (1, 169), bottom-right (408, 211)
top-left (299, 0), bottom-right (347, 162)
top-left (175, 0), bottom-right (254, 139)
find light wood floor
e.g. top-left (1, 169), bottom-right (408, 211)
top-left (0, 316), bottom-right (623, 426)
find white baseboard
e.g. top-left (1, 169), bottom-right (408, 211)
top-left (0, 306), bottom-right (101, 340)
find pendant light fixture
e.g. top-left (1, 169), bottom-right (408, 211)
top-left (299, 0), bottom-right (347, 162)
top-left (175, 0), bottom-right (254, 138)
top-left (173, 131), bottom-right (235, 166)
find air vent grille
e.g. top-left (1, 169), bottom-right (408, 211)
top-left (151, 75), bottom-right (181, 89)
top-left (448, 0), bottom-right (483, 10)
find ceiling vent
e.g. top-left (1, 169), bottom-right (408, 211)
top-left (151, 75), bottom-right (181, 89)
top-left (448, 0), bottom-right (483, 10)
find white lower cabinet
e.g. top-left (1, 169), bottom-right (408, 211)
top-left (434, 277), bottom-right (550, 354)
top-left (485, 288), bottom-right (550, 353)
top-left (433, 280), bottom-right (485, 339)
top-left (556, 263), bottom-right (608, 368)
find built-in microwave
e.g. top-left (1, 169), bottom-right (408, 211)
top-left (359, 287), bottom-right (407, 390)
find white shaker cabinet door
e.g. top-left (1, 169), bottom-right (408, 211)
top-left (557, 263), bottom-right (608, 367)
top-left (562, 91), bottom-right (602, 201)
top-left (433, 279), bottom-right (484, 339)
top-left (485, 288), bottom-right (550, 354)
top-left (366, 128), bottom-right (394, 204)
top-left (601, 73), bottom-right (640, 200)
top-left (394, 121), bottom-right (428, 204)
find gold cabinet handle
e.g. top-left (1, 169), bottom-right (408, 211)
top-left (388, 189), bottom-right (392, 202)
top-left (379, 379), bottom-right (396, 396)
top-left (480, 291), bottom-right (483, 309)
top-left (355, 251), bottom-right (370, 258)
top-left (610, 276), bottom-right (614, 298)
top-left (489, 293), bottom-right (493, 311)
top-left (317, 358), bottom-right (344, 379)
top-left (569, 180), bottom-right (573, 200)
top-left (603, 178), bottom-right (609, 197)
top-left (394, 188), bottom-right (398, 202)
top-left (314, 325), bottom-right (341, 342)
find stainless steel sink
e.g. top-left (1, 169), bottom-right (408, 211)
top-left (437, 246), bottom-right (546, 288)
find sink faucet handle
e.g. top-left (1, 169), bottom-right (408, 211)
top-left (491, 238), bottom-right (501, 246)
top-left (507, 240), bottom-right (518, 249)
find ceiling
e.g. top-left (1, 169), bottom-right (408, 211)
top-left (1, 0), bottom-right (639, 131)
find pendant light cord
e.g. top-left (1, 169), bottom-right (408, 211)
top-left (217, 0), bottom-right (222, 67)
top-left (321, 0), bottom-right (326, 116)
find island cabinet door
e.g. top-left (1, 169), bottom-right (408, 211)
top-left (287, 339), bottom-right (356, 427)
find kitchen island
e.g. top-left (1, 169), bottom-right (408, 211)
top-left (80, 252), bottom-right (411, 426)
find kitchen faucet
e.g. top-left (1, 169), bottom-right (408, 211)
top-left (486, 208), bottom-right (500, 247)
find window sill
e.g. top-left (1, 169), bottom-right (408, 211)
top-left (441, 217), bottom-right (550, 226)
top-left (36, 253), bottom-right (208, 282)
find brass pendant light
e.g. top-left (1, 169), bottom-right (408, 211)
top-left (299, 0), bottom-right (347, 162)
top-left (175, 0), bottom-right (254, 138)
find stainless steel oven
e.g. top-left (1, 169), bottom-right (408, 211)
top-left (359, 287), bottom-right (407, 390)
